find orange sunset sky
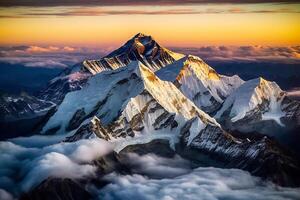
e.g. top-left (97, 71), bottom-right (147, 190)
top-left (0, 2), bottom-right (300, 47)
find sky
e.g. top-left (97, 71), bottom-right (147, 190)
top-left (0, 1), bottom-right (300, 47)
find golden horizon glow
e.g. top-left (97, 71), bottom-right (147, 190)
top-left (0, 4), bottom-right (299, 47)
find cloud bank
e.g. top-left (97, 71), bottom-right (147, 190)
top-left (0, 45), bottom-right (109, 68)
top-left (1, 135), bottom-right (300, 200)
top-left (120, 153), bottom-right (192, 178)
top-left (95, 166), bottom-right (300, 200)
top-left (0, 137), bottom-right (112, 198)
top-left (172, 45), bottom-right (300, 64)
top-left (1, 0), bottom-right (300, 7)
top-left (1, 6), bottom-right (299, 18)
top-left (287, 87), bottom-right (300, 100)
top-left (1, 45), bottom-right (299, 69)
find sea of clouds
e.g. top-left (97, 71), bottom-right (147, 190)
top-left (0, 135), bottom-right (112, 199)
top-left (171, 45), bottom-right (300, 64)
top-left (94, 159), bottom-right (300, 200)
top-left (1, 135), bottom-right (300, 200)
top-left (0, 45), bottom-right (110, 68)
top-left (118, 153), bottom-right (193, 179)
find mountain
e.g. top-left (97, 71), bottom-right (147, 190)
top-left (42, 61), bottom-right (218, 137)
top-left (2, 34), bottom-right (300, 200)
top-left (41, 61), bottom-right (300, 186)
top-left (156, 55), bottom-right (244, 114)
top-left (82, 33), bottom-right (184, 74)
top-left (38, 33), bottom-right (184, 104)
top-left (214, 77), bottom-right (300, 149)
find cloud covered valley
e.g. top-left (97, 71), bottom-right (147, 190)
top-left (1, 135), bottom-right (300, 200)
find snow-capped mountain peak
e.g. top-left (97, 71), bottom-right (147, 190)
top-left (135, 62), bottom-right (217, 122)
top-left (213, 76), bottom-right (300, 152)
top-left (39, 33), bottom-right (185, 104)
top-left (215, 77), bottom-right (285, 124)
top-left (82, 33), bottom-right (185, 74)
top-left (133, 32), bottom-right (148, 38)
top-left (156, 55), bottom-right (244, 114)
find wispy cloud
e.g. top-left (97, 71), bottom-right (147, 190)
top-left (0, 45), bottom-right (110, 68)
top-left (1, 0), bottom-right (300, 7)
top-left (1, 6), bottom-right (299, 18)
top-left (0, 137), bottom-right (112, 197)
top-left (95, 161), bottom-right (300, 200)
top-left (1, 44), bottom-right (300, 68)
top-left (171, 45), bottom-right (300, 64)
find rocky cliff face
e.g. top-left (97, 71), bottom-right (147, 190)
top-left (180, 118), bottom-right (300, 186)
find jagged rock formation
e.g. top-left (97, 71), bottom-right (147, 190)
top-left (83, 33), bottom-right (184, 74)
top-left (180, 118), bottom-right (300, 186)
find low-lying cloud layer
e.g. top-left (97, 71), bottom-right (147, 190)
top-left (287, 87), bottom-right (300, 100)
top-left (1, 6), bottom-right (299, 18)
top-left (96, 166), bottom-right (300, 200)
top-left (0, 136), bottom-right (112, 198)
top-left (1, 45), bottom-right (299, 69)
top-left (1, 0), bottom-right (300, 7)
top-left (120, 153), bottom-right (193, 178)
top-left (1, 135), bottom-right (300, 200)
top-left (0, 45), bottom-right (109, 68)
top-left (171, 45), bottom-right (300, 64)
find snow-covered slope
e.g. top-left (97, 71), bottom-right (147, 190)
top-left (215, 77), bottom-right (300, 142)
top-left (41, 62), bottom-right (144, 134)
top-left (215, 78), bottom-right (284, 123)
top-left (38, 33), bottom-right (184, 104)
top-left (157, 55), bottom-right (244, 114)
top-left (81, 64), bottom-right (222, 152)
top-left (82, 33), bottom-right (184, 74)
